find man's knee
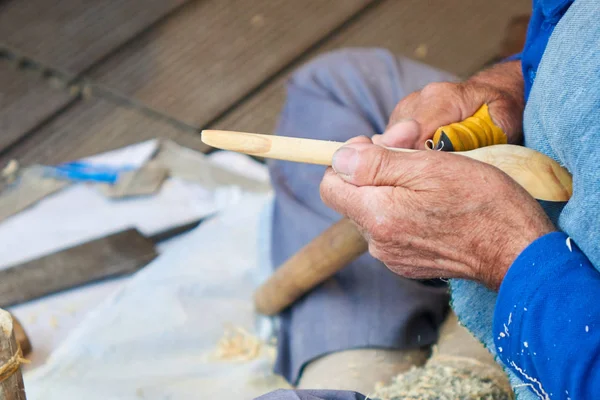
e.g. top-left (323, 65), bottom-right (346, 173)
top-left (288, 48), bottom-right (397, 99)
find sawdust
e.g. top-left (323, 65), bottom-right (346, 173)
top-left (414, 43), bottom-right (428, 59)
top-left (370, 358), bottom-right (513, 400)
top-left (211, 326), bottom-right (263, 362)
top-left (49, 315), bottom-right (59, 329)
top-left (1, 160), bottom-right (19, 181)
top-left (64, 305), bottom-right (78, 316)
top-left (251, 14), bottom-right (265, 27)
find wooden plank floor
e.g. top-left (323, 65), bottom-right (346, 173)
top-left (0, 58), bottom-right (75, 155)
top-left (0, 0), bottom-right (531, 166)
top-left (211, 0), bottom-right (531, 135)
top-left (0, 0), bottom-right (188, 76)
top-left (86, 0), bottom-right (374, 128)
top-left (0, 96), bottom-right (208, 167)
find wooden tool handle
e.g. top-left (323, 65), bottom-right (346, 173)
top-left (254, 218), bottom-right (367, 315)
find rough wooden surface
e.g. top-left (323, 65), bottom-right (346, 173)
top-left (9, 317), bottom-right (30, 358)
top-left (0, 97), bottom-right (208, 166)
top-left (88, 0), bottom-right (374, 127)
top-left (0, 229), bottom-right (157, 308)
top-left (211, 0), bottom-right (530, 135)
top-left (0, 0), bottom-right (188, 76)
top-left (0, 309), bottom-right (26, 400)
top-left (0, 59), bottom-right (74, 155)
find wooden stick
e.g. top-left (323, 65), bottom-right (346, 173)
top-left (201, 130), bottom-right (572, 202)
top-left (254, 218), bottom-right (368, 315)
top-left (202, 130), bottom-right (346, 166)
top-left (0, 309), bottom-right (27, 400)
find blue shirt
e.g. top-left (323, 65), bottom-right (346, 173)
top-left (510, 0), bottom-right (574, 100)
top-left (494, 1), bottom-right (600, 398)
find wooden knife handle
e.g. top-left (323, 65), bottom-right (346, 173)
top-left (254, 218), bottom-right (367, 315)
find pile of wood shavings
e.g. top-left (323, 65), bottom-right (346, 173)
top-left (370, 360), bottom-right (513, 400)
top-left (212, 326), bottom-right (263, 362)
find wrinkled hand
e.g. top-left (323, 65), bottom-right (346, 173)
top-left (373, 61), bottom-right (524, 149)
top-left (320, 137), bottom-right (555, 290)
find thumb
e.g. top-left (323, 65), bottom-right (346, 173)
top-left (332, 143), bottom-right (421, 187)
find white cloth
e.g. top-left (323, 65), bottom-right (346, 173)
top-left (23, 192), bottom-right (289, 399)
top-left (2, 141), bottom-right (273, 375)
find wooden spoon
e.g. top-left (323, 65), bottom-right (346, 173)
top-left (201, 130), bottom-right (572, 202)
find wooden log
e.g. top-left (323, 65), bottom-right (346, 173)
top-left (254, 218), bottom-right (368, 315)
top-left (0, 309), bottom-right (27, 400)
top-left (9, 317), bottom-right (30, 358)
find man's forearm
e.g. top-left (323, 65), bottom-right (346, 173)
top-left (494, 232), bottom-right (600, 399)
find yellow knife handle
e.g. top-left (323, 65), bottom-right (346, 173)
top-left (430, 104), bottom-right (507, 151)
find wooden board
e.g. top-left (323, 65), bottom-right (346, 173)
top-left (0, 229), bottom-right (157, 308)
top-left (0, 0), bottom-right (188, 76)
top-left (87, 0), bottom-right (374, 128)
top-left (0, 96), bottom-right (209, 166)
top-left (0, 59), bottom-right (74, 155)
top-left (210, 0), bottom-right (531, 135)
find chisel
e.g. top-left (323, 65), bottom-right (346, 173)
top-left (0, 218), bottom-right (206, 308)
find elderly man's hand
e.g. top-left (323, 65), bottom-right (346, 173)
top-left (320, 137), bottom-right (555, 290)
top-left (373, 61), bottom-right (524, 149)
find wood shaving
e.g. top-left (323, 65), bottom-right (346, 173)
top-left (49, 315), bottom-right (59, 329)
top-left (64, 305), bottom-right (78, 316)
top-left (27, 314), bottom-right (37, 324)
top-left (414, 44), bottom-right (428, 59)
top-left (371, 358), bottom-right (513, 400)
top-left (1, 160), bottom-right (18, 178)
top-left (1, 160), bottom-right (19, 184)
top-left (212, 326), bottom-right (262, 362)
top-left (251, 14), bottom-right (265, 27)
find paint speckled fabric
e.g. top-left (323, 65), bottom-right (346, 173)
top-left (450, 0), bottom-right (599, 399)
top-left (268, 49), bottom-right (454, 385)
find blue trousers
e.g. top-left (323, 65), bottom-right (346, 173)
top-left (268, 49), bottom-right (454, 387)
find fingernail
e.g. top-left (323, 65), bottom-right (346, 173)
top-left (332, 146), bottom-right (358, 176)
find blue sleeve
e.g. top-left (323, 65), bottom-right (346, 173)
top-left (494, 232), bottom-right (600, 399)
top-left (503, 52), bottom-right (522, 62)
